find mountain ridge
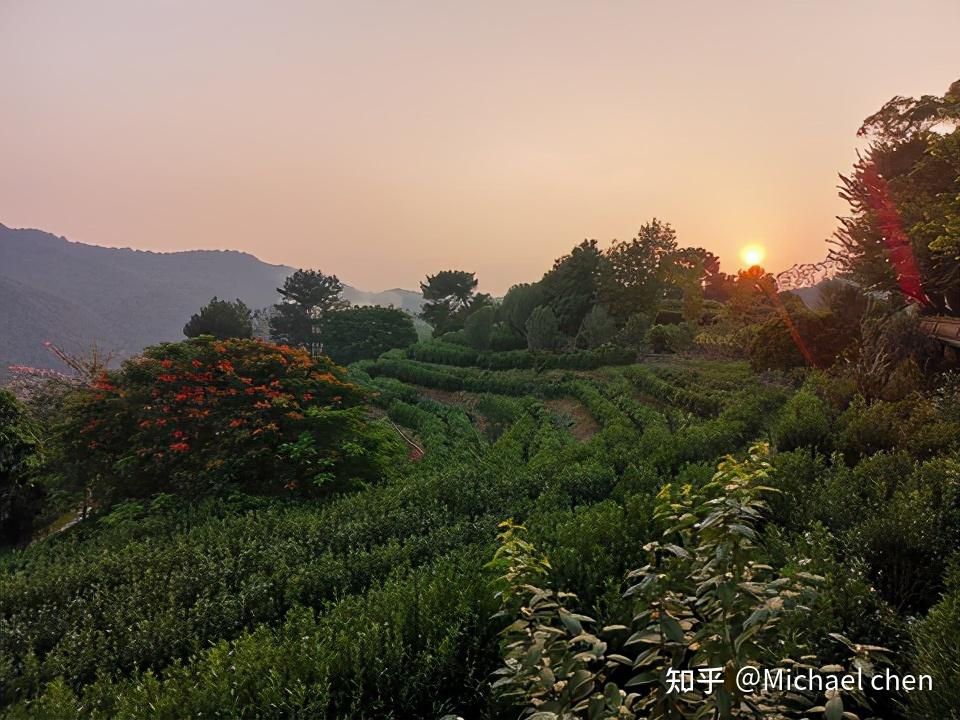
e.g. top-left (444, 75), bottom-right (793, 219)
top-left (0, 223), bottom-right (423, 374)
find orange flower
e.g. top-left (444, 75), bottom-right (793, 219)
top-left (169, 442), bottom-right (189, 452)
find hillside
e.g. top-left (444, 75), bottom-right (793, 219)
top-left (0, 223), bottom-right (422, 372)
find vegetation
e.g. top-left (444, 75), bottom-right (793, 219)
top-left (182, 297), bottom-right (253, 339)
top-left (322, 305), bottom-right (418, 365)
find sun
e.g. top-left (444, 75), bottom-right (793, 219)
top-left (740, 244), bottom-right (766, 268)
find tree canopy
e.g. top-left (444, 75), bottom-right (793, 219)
top-left (831, 79), bottom-right (960, 314)
top-left (323, 305), bottom-right (418, 365)
top-left (269, 269), bottom-right (349, 353)
top-left (183, 297), bottom-right (253, 340)
top-left (419, 270), bottom-right (484, 334)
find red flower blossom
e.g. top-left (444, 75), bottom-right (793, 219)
top-left (169, 442), bottom-right (189, 452)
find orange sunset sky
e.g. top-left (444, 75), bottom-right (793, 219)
top-left (2, 1), bottom-right (958, 295)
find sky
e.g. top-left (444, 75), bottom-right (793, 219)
top-left (1, 1), bottom-right (958, 295)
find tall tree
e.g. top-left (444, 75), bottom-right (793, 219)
top-left (830, 79), bottom-right (960, 314)
top-left (269, 269), bottom-right (348, 353)
top-left (323, 305), bottom-right (417, 365)
top-left (599, 219), bottom-right (678, 322)
top-left (525, 305), bottom-right (563, 351)
top-left (419, 270), bottom-right (480, 334)
top-left (183, 297), bottom-right (253, 340)
top-left (540, 239), bottom-right (605, 335)
top-left (464, 305), bottom-right (496, 351)
top-left (500, 282), bottom-right (546, 337)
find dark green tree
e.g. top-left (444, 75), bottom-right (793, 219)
top-left (576, 304), bottom-right (617, 349)
top-left (0, 390), bottom-right (42, 546)
top-left (500, 282), bottom-right (546, 337)
top-left (830, 79), bottom-right (960, 313)
top-left (525, 305), bottom-right (563, 351)
top-left (183, 297), bottom-right (253, 339)
top-left (269, 269), bottom-right (348, 353)
top-left (599, 218), bottom-right (678, 322)
top-left (464, 305), bottom-right (496, 351)
top-left (419, 270), bottom-right (480, 334)
top-left (323, 305), bottom-right (418, 364)
top-left (540, 240), bottom-right (605, 335)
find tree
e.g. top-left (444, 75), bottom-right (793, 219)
top-left (464, 305), bottom-right (496, 351)
top-left (576, 305), bottom-right (617, 349)
top-left (525, 305), bottom-right (563, 351)
top-left (830, 79), bottom-right (960, 314)
top-left (599, 219), bottom-right (678, 322)
top-left (269, 269), bottom-right (348, 353)
top-left (183, 297), bottom-right (253, 339)
top-left (0, 390), bottom-right (42, 546)
top-left (60, 337), bottom-right (402, 500)
top-left (419, 270), bottom-right (480, 334)
top-left (323, 305), bottom-right (417, 364)
top-left (500, 282), bottom-right (546, 337)
top-left (541, 240), bottom-right (605, 335)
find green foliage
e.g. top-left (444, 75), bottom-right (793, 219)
top-left (419, 270), bottom-right (485, 334)
top-left (748, 309), bottom-right (856, 372)
top-left (501, 282), bottom-right (547, 337)
top-left (490, 445), bottom-right (884, 720)
top-left (57, 337), bottom-right (398, 500)
top-left (645, 323), bottom-right (693, 353)
top-left (908, 559), bottom-right (960, 719)
top-left (183, 297), bottom-right (253, 339)
top-left (832, 79), bottom-right (960, 312)
top-left (541, 240), bottom-right (605, 335)
top-left (599, 219), bottom-right (677, 323)
top-left (577, 305), bottom-right (618, 349)
top-left (464, 305), bottom-right (496, 351)
top-left (773, 390), bottom-right (833, 452)
top-left (526, 305), bottom-right (564, 351)
top-left (322, 305), bottom-right (417, 364)
top-left (0, 390), bottom-right (43, 545)
top-left (269, 269), bottom-right (348, 353)
top-left (616, 313), bottom-right (651, 352)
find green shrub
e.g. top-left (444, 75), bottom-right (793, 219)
top-left (645, 323), bottom-right (693, 353)
top-left (908, 560), bottom-right (960, 719)
top-left (576, 305), bottom-right (617, 349)
top-left (773, 390), bottom-right (833, 452)
top-left (58, 337), bottom-right (400, 500)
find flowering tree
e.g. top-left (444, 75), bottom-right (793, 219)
top-left (60, 337), bottom-right (401, 500)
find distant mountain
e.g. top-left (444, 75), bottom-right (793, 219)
top-left (0, 223), bottom-right (422, 374)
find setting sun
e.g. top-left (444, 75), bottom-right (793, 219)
top-left (740, 244), bottom-right (766, 268)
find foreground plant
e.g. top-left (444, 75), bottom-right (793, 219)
top-left (489, 445), bottom-right (886, 719)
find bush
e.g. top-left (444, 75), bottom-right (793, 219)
top-left (773, 389), bottom-right (833, 452)
top-left (575, 305), bottom-right (617, 349)
top-left (908, 560), bottom-right (960, 719)
top-left (748, 309), bottom-right (856, 372)
top-left (645, 322), bottom-right (693, 353)
top-left (59, 337), bottom-right (401, 500)
top-left (616, 312), bottom-right (650, 351)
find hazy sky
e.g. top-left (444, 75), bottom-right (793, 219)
top-left (2, 1), bottom-right (958, 294)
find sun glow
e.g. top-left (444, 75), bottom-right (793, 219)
top-left (740, 244), bottom-right (766, 268)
